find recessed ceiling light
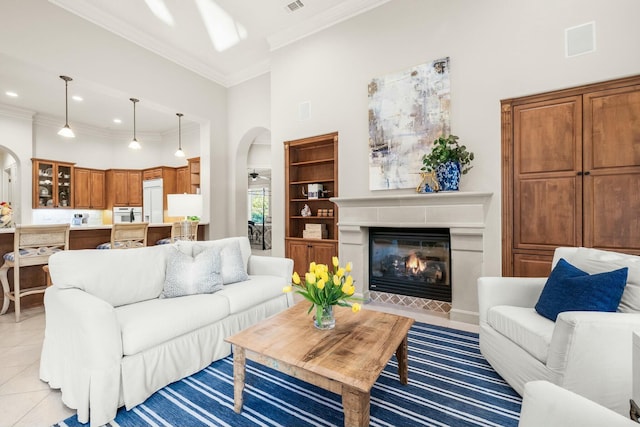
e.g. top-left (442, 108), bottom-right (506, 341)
top-left (113, 118), bottom-right (122, 124)
top-left (5, 91), bottom-right (18, 97)
top-left (72, 95), bottom-right (83, 102)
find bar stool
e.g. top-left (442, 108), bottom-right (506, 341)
top-left (156, 221), bottom-right (198, 245)
top-left (97, 222), bottom-right (149, 249)
top-left (0, 224), bottom-right (70, 322)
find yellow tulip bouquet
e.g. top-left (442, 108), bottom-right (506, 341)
top-left (284, 257), bottom-right (361, 328)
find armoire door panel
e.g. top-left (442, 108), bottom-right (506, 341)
top-left (503, 75), bottom-right (640, 277)
top-left (584, 174), bottom-right (640, 250)
top-left (514, 97), bottom-right (582, 175)
top-left (515, 177), bottom-right (580, 249)
top-left (513, 253), bottom-right (554, 278)
top-left (584, 86), bottom-right (640, 170)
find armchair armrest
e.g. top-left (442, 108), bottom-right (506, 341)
top-left (519, 380), bottom-right (636, 427)
top-left (547, 311), bottom-right (640, 415)
top-left (478, 277), bottom-right (547, 323)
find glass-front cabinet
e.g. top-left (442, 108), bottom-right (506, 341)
top-left (32, 159), bottom-right (75, 209)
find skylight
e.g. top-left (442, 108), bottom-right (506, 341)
top-left (144, 0), bottom-right (175, 27)
top-left (194, 0), bottom-right (247, 52)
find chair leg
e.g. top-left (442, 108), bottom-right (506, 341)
top-left (0, 261), bottom-right (10, 315)
top-left (14, 263), bottom-right (20, 323)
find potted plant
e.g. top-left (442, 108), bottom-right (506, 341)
top-left (421, 134), bottom-right (474, 191)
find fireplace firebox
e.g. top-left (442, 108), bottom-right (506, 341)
top-left (369, 227), bottom-right (451, 302)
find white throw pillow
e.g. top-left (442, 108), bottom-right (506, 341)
top-left (161, 246), bottom-right (223, 298)
top-left (194, 240), bottom-right (248, 285)
top-left (567, 247), bottom-right (640, 313)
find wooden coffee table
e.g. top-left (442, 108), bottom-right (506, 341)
top-left (225, 302), bottom-right (414, 427)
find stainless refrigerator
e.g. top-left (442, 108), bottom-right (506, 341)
top-left (143, 178), bottom-right (163, 223)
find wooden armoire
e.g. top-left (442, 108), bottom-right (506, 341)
top-left (502, 75), bottom-right (640, 277)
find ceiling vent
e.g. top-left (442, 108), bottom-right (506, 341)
top-left (285, 0), bottom-right (305, 13)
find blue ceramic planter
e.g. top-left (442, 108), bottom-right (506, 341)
top-left (436, 161), bottom-right (461, 191)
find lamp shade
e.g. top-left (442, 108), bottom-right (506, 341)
top-left (168, 194), bottom-right (203, 217)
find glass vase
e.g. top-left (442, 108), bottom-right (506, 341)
top-left (314, 304), bottom-right (335, 330)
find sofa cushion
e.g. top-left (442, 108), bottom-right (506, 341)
top-left (115, 294), bottom-right (231, 355)
top-left (535, 258), bottom-right (628, 321)
top-left (566, 247), bottom-right (640, 313)
top-left (49, 245), bottom-right (171, 307)
top-left (194, 240), bottom-right (248, 285)
top-left (160, 246), bottom-right (223, 298)
top-left (216, 275), bottom-right (286, 314)
top-left (177, 237), bottom-right (251, 272)
top-left (487, 306), bottom-right (555, 364)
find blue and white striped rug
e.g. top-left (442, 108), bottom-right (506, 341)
top-left (55, 323), bottom-right (521, 427)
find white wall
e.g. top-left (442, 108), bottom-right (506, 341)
top-left (0, 0), bottom-right (228, 235)
top-left (247, 144), bottom-right (271, 169)
top-left (269, 0), bottom-right (640, 275)
top-left (158, 123), bottom-right (200, 168)
top-left (0, 106), bottom-right (34, 224)
top-left (227, 73), bottom-right (271, 237)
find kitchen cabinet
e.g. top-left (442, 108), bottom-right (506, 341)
top-left (142, 168), bottom-right (163, 181)
top-left (501, 74), bottom-right (640, 276)
top-left (188, 157), bottom-right (200, 194)
top-left (284, 132), bottom-right (339, 274)
top-left (32, 159), bottom-right (74, 209)
top-left (74, 168), bottom-right (105, 209)
top-left (106, 169), bottom-right (142, 207)
top-left (175, 166), bottom-right (189, 194)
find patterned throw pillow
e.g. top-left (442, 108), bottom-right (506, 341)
top-left (161, 246), bottom-right (223, 298)
top-left (194, 240), bottom-right (248, 285)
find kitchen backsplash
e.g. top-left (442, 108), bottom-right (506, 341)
top-left (32, 209), bottom-right (104, 226)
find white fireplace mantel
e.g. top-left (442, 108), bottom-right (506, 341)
top-left (331, 191), bottom-right (493, 324)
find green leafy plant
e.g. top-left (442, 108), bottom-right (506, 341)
top-left (421, 134), bottom-right (474, 175)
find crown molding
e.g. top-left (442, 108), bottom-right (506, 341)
top-left (50, 0), bottom-right (391, 88)
top-left (267, 0), bottom-right (393, 51)
top-left (0, 103), bottom-right (36, 121)
top-left (50, 0), bottom-right (231, 87)
top-left (226, 60), bottom-right (271, 88)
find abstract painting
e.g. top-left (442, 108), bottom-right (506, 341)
top-left (368, 57), bottom-right (451, 190)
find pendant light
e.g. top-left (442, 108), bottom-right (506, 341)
top-left (174, 113), bottom-right (185, 157)
top-left (57, 76), bottom-right (75, 138)
top-left (128, 98), bottom-right (141, 150)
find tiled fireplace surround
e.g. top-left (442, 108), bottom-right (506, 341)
top-left (332, 192), bottom-right (493, 324)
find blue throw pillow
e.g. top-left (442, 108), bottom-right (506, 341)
top-left (535, 258), bottom-right (628, 321)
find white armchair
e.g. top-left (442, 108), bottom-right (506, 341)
top-left (479, 247), bottom-right (640, 416)
top-left (518, 381), bottom-right (637, 427)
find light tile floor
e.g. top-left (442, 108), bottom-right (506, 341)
top-left (0, 301), bottom-right (478, 427)
top-left (0, 306), bottom-right (74, 427)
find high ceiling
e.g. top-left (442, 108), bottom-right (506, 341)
top-left (0, 0), bottom-right (390, 133)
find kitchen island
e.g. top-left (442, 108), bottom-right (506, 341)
top-left (0, 223), bottom-right (208, 315)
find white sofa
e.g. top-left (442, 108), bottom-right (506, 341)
top-left (479, 246), bottom-right (640, 416)
top-left (518, 381), bottom-right (637, 427)
top-left (40, 237), bottom-right (293, 427)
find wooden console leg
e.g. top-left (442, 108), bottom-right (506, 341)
top-left (342, 386), bottom-right (370, 427)
top-left (396, 334), bottom-right (409, 385)
top-left (233, 346), bottom-right (246, 414)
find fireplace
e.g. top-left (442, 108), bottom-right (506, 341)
top-left (369, 227), bottom-right (451, 302)
top-left (331, 192), bottom-right (492, 323)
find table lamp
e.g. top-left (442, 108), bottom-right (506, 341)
top-left (167, 194), bottom-right (203, 240)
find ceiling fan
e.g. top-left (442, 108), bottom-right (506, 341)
top-left (249, 169), bottom-right (270, 181)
